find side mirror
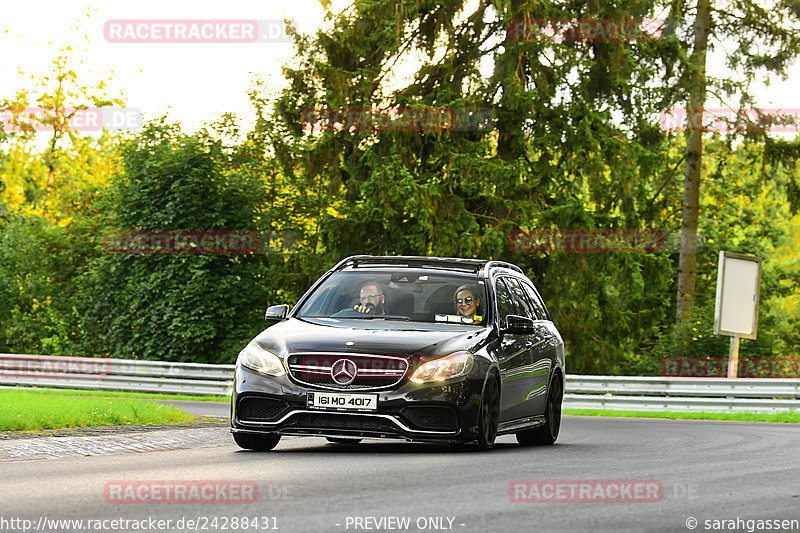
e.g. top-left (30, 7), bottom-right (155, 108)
top-left (265, 304), bottom-right (290, 323)
top-left (502, 314), bottom-right (535, 335)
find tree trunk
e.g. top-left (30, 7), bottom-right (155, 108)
top-left (676, 0), bottom-right (712, 322)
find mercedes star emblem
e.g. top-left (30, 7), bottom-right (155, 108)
top-left (331, 359), bottom-right (358, 385)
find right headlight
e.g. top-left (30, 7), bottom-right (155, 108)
top-left (409, 351), bottom-right (474, 383)
top-left (237, 343), bottom-right (286, 376)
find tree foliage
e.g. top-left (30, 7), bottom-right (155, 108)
top-left (1, 2), bottom-right (799, 372)
top-left (69, 121), bottom-right (268, 362)
top-left (265, 0), bottom-right (685, 372)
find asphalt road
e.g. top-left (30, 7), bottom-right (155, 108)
top-left (159, 399), bottom-right (230, 418)
top-left (2, 416), bottom-right (799, 533)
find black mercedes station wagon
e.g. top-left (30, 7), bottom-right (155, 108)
top-left (231, 255), bottom-right (565, 451)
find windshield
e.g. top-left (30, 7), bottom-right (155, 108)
top-left (295, 269), bottom-right (488, 326)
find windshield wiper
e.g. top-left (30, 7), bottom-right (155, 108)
top-left (338, 315), bottom-right (411, 321)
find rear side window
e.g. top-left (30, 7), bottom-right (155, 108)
top-left (521, 281), bottom-right (549, 321)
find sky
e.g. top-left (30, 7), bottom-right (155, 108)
top-left (1, 0), bottom-right (799, 137)
top-left (0, 0), bottom-right (333, 134)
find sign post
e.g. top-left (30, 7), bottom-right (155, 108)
top-left (726, 336), bottom-right (740, 379)
top-left (714, 251), bottom-right (761, 378)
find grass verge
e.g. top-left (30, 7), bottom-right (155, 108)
top-left (564, 409), bottom-right (800, 423)
top-left (0, 389), bottom-right (196, 431)
top-left (2, 387), bottom-right (229, 403)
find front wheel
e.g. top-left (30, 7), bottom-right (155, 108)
top-left (233, 432), bottom-right (281, 451)
top-left (516, 374), bottom-right (562, 446)
top-left (476, 375), bottom-right (500, 451)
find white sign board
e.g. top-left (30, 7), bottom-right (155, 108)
top-left (714, 251), bottom-right (761, 339)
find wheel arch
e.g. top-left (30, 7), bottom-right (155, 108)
top-left (549, 365), bottom-right (564, 397)
top-left (484, 364), bottom-right (501, 395)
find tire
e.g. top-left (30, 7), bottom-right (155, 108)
top-left (516, 374), bottom-right (562, 446)
top-left (325, 437), bottom-right (362, 445)
top-left (475, 375), bottom-right (500, 451)
top-left (233, 432), bottom-right (281, 451)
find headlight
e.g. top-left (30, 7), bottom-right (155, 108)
top-left (237, 343), bottom-right (286, 376)
top-left (409, 351), bottom-right (474, 383)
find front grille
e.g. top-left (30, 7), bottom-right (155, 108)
top-left (238, 397), bottom-right (288, 421)
top-left (287, 413), bottom-right (398, 433)
top-left (401, 406), bottom-right (459, 431)
top-left (287, 353), bottom-right (408, 390)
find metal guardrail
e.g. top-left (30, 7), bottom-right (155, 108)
top-left (0, 353), bottom-right (234, 396)
top-left (562, 394), bottom-right (800, 413)
top-left (2, 353), bottom-right (799, 412)
top-left (563, 375), bottom-right (800, 413)
top-left (566, 375), bottom-right (800, 398)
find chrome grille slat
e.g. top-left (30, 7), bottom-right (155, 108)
top-left (287, 352), bottom-right (409, 391)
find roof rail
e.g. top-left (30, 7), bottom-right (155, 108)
top-left (328, 255), bottom-right (369, 272)
top-left (484, 260), bottom-right (523, 274)
top-left (331, 255), bottom-right (525, 275)
top-left (334, 255), bottom-right (489, 272)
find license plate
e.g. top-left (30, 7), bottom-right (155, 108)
top-left (307, 391), bottom-right (378, 411)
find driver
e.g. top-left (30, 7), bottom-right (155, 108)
top-left (353, 281), bottom-right (386, 315)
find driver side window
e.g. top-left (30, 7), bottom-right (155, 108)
top-left (504, 277), bottom-right (537, 320)
top-left (494, 278), bottom-right (517, 325)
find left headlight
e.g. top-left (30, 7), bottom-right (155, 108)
top-left (409, 351), bottom-right (474, 384)
top-left (237, 343), bottom-right (286, 376)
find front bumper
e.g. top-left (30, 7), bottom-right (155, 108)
top-left (230, 365), bottom-right (485, 443)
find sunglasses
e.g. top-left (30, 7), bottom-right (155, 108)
top-left (359, 293), bottom-right (382, 302)
top-left (455, 297), bottom-right (475, 305)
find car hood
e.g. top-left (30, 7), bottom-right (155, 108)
top-left (251, 317), bottom-right (490, 360)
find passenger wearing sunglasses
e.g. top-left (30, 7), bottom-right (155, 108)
top-left (454, 284), bottom-right (482, 322)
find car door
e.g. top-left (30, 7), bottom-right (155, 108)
top-left (493, 276), bottom-right (536, 423)
top-left (519, 279), bottom-right (563, 412)
top-left (504, 277), bottom-right (554, 415)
